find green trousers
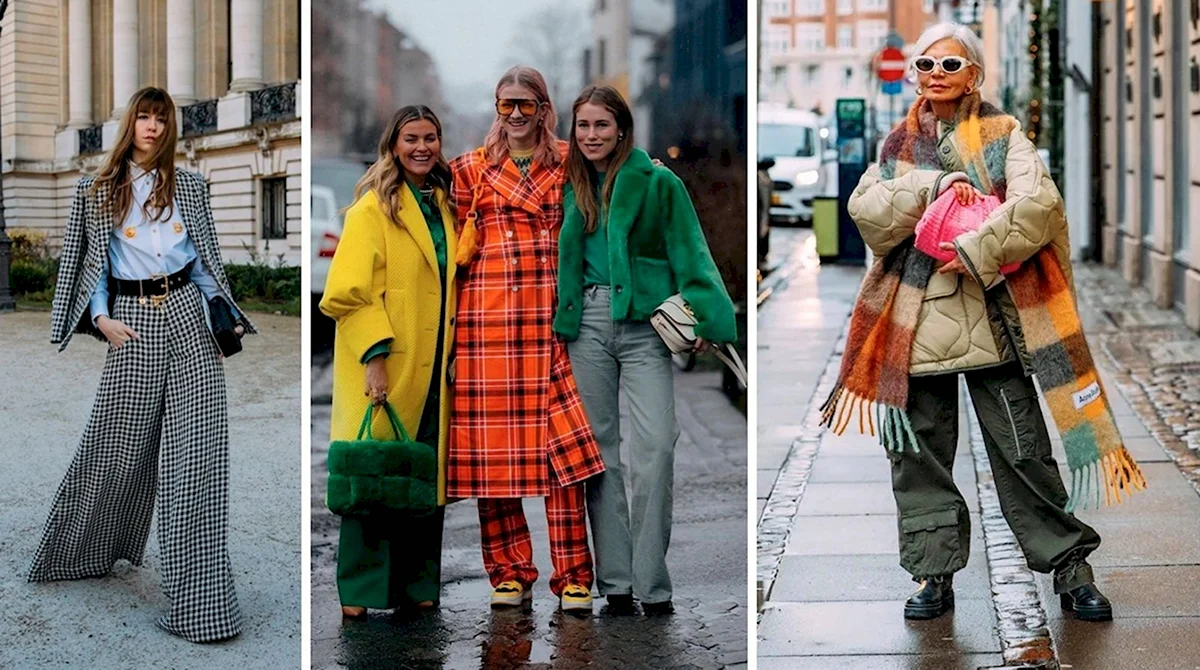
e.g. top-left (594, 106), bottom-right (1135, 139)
top-left (337, 295), bottom-right (448, 610)
top-left (892, 363), bottom-right (1101, 593)
top-left (336, 507), bottom-right (444, 609)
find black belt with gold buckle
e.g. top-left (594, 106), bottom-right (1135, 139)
top-left (111, 265), bottom-right (192, 300)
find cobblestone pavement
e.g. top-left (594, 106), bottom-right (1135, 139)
top-left (310, 356), bottom-right (748, 669)
top-left (757, 228), bottom-right (1200, 669)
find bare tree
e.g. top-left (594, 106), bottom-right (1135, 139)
top-left (506, 6), bottom-right (587, 110)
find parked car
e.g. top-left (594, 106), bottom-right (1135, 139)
top-left (311, 185), bottom-right (340, 296)
top-left (311, 158), bottom-right (370, 356)
top-left (310, 184), bottom-right (341, 355)
top-left (759, 105), bottom-right (834, 226)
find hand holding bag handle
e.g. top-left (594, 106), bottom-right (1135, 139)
top-left (356, 401), bottom-right (411, 442)
top-left (650, 294), bottom-right (747, 389)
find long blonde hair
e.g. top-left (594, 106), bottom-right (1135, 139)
top-left (353, 105), bottom-right (453, 224)
top-left (483, 66), bottom-right (561, 169)
top-left (91, 87), bottom-right (178, 226)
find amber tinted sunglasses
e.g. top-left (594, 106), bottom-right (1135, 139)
top-left (496, 98), bottom-right (540, 116)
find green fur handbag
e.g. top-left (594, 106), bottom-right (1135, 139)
top-left (326, 402), bottom-right (437, 517)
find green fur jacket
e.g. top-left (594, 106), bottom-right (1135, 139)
top-left (553, 148), bottom-right (737, 344)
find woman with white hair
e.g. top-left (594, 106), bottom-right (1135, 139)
top-left (826, 23), bottom-right (1145, 622)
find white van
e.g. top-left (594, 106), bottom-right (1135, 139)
top-left (758, 105), bottom-right (834, 225)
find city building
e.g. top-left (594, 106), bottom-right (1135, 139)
top-left (760, 0), bottom-right (937, 128)
top-left (586, 0), bottom-right (675, 149)
top-left (931, 0), bottom-right (1200, 332)
top-left (1094, 0), bottom-right (1199, 330)
top-left (311, 0), bottom-right (445, 161)
top-left (2, 0), bottom-right (302, 264)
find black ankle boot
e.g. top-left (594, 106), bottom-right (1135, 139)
top-left (1060, 582), bottom-right (1113, 621)
top-left (904, 575), bottom-right (954, 620)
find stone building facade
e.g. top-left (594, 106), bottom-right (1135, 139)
top-left (2, 0), bottom-right (301, 264)
top-left (1097, 0), bottom-right (1200, 331)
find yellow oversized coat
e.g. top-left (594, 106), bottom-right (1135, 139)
top-left (319, 186), bottom-right (457, 505)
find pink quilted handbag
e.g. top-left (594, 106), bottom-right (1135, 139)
top-left (914, 187), bottom-right (1020, 275)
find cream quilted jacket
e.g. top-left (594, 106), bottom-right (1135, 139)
top-left (848, 120), bottom-right (1070, 376)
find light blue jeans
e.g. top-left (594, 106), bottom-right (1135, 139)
top-left (567, 285), bottom-right (680, 604)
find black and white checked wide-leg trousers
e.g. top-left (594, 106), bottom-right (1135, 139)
top-left (28, 281), bottom-right (242, 643)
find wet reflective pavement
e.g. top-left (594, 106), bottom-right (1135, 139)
top-left (757, 229), bottom-right (1200, 668)
top-left (311, 358), bottom-right (748, 669)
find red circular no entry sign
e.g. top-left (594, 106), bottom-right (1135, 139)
top-left (878, 46), bottom-right (906, 83)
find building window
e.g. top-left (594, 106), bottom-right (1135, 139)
top-left (599, 39), bottom-right (607, 77)
top-left (764, 0), bottom-right (791, 16)
top-left (796, 0), bottom-right (825, 17)
top-left (261, 177), bottom-right (288, 240)
top-left (796, 23), bottom-right (826, 51)
top-left (768, 24), bottom-right (791, 55)
top-left (923, 0), bottom-right (935, 13)
top-left (837, 24), bottom-right (853, 49)
top-left (804, 64), bottom-right (819, 86)
top-left (857, 19), bottom-right (888, 50)
top-left (838, 0), bottom-right (854, 15)
top-left (858, 0), bottom-right (887, 11)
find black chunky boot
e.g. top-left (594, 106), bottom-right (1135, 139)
top-left (1060, 582), bottom-right (1113, 621)
top-left (904, 575), bottom-right (954, 620)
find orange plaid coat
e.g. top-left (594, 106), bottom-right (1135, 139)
top-left (446, 142), bottom-right (605, 498)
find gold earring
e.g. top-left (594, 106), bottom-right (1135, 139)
top-left (917, 86), bottom-right (924, 96)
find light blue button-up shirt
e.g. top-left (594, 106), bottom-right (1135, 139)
top-left (89, 165), bottom-right (234, 322)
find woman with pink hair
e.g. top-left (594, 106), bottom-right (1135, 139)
top-left (447, 66), bottom-right (604, 613)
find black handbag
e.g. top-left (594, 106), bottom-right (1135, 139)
top-left (208, 296), bottom-right (243, 357)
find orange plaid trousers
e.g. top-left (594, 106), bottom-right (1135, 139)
top-left (477, 483), bottom-right (593, 596)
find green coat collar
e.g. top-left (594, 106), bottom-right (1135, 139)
top-left (562, 148), bottom-right (656, 254)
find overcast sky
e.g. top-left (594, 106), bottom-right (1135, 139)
top-left (364, 0), bottom-right (590, 109)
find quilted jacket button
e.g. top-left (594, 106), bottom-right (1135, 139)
top-left (567, 304), bottom-right (575, 311)
top-left (941, 145), bottom-right (951, 155)
top-left (615, 286), bottom-right (623, 293)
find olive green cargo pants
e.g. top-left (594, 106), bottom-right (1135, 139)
top-left (891, 363), bottom-right (1101, 593)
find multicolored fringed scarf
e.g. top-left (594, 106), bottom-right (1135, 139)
top-left (822, 93), bottom-right (1145, 510)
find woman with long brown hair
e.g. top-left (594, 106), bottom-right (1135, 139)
top-left (554, 85), bottom-right (736, 613)
top-left (32, 87), bottom-right (253, 642)
top-left (447, 66), bottom-right (605, 613)
top-left (320, 105), bottom-right (458, 618)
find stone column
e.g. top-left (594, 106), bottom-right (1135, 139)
top-left (111, 0), bottom-right (139, 118)
top-left (67, 0), bottom-right (92, 127)
top-left (228, 0), bottom-right (265, 92)
top-left (167, 0), bottom-right (196, 105)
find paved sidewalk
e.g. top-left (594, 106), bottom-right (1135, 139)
top-left (0, 309), bottom-right (302, 669)
top-left (757, 229), bottom-right (1200, 668)
top-left (311, 358), bottom-right (748, 669)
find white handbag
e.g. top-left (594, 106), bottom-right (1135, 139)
top-left (650, 294), bottom-right (748, 389)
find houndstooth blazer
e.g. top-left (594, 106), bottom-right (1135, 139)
top-left (49, 169), bottom-right (258, 351)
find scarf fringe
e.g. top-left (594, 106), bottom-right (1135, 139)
top-left (820, 385), bottom-right (920, 454)
top-left (1065, 446), bottom-right (1148, 512)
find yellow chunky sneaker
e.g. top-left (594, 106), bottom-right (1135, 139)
top-left (560, 584), bottom-right (593, 612)
top-left (490, 581), bottom-right (531, 608)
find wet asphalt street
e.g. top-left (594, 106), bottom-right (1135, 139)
top-left (310, 354), bottom-right (749, 669)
